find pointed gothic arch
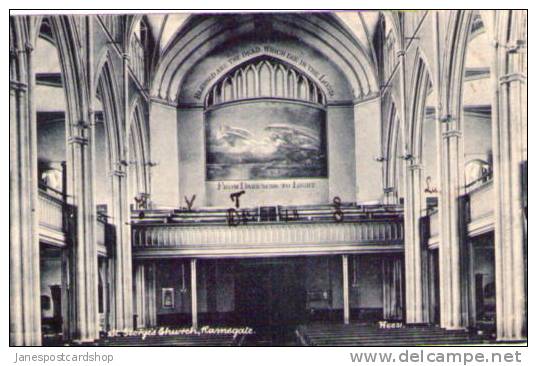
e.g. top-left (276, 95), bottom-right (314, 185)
top-left (96, 56), bottom-right (124, 172)
top-left (408, 52), bottom-right (434, 163)
top-left (128, 98), bottom-right (151, 197)
top-left (205, 56), bottom-right (327, 108)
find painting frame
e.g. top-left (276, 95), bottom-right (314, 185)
top-left (161, 288), bottom-right (175, 309)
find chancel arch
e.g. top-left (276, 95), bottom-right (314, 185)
top-left (154, 14), bottom-right (380, 208)
top-left (152, 13), bottom-right (378, 104)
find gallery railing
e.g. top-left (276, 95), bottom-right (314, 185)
top-left (38, 185), bottom-right (77, 247)
top-left (131, 204), bottom-right (405, 252)
top-left (131, 203), bottom-right (404, 226)
top-left (38, 184), bottom-right (114, 250)
top-left (426, 178), bottom-right (494, 245)
top-left (38, 187), bottom-right (65, 233)
top-left (467, 179), bottom-right (494, 225)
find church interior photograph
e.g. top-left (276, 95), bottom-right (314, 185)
top-left (9, 9), bottom-right (527, 346)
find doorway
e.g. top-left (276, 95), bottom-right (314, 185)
top-left (40, 246), bottom-right (68, 345)
top-left (235, 257), bottom-right (307, 344)
top-left (468, 233), bottom-right (496, 334)
top-left (428, 249), bottom-right (440, 325)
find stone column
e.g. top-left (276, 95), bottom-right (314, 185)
top-left (110, 167), bottom-right (134, 331)
top-left (438, 126), bottom-right (465, 330)
top-left (9, 44), bottom-right (42, 346)
top-left (404, 163), bottom-right (428, 323)
top-left (342, 255), bottom-right (350, 324)
top-left (430, 11), bottom-right (466, 330)
top-left (134, 262), bottom-right (146, 329)
top-left (191, 259), bottom-right (198, 329)
top-left (68, 124), bottom-right (99, 343)
top-left (492, 24), bottom-right (527, 340)
top-left (86, 14), bottom-right (100, 340)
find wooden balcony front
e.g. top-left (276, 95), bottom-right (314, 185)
top-left (38, 188), bottom-right (69, 246)
top-left (427, 179), bottom-right (495, 247)
top-left (38, 185), bottom-right (113, 254)
top-left (131, 204), bottom-right (405, 258)
top-left (467, 180), bottom-right (494, 237)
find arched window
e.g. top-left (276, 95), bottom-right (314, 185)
top-left (205, 56), bottom-right (325, 108)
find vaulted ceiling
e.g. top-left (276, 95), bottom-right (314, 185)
top-left (139, 11), bottom-right (383, 104)
top-left (145, 11), bottom-right (380, 58)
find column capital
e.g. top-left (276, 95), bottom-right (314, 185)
top-left (442, 129), bottom-right (462, 140)
top-left (122, 53), bottom-right (130, 61)
top-left (499, 72), bottom-right (526, 85)
top-left (396, 49), bottom-right (406, 57)
top-left (383, 186), bottom-right (396, 194)
top-left (24, 42), bottom-right (34, 53)
top-left (68, 135), bottom-right (89, 146)
top-left (10, 79), bottom-right (28, 92)
top-left (110, 168), bottom-right (126, 178)
top-left (13, 44), bottom-right (33, 55)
